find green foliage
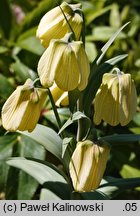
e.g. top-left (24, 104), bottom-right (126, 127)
top-left (0, 0), bottom-right (140, 200)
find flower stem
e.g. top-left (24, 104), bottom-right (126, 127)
top-left (76, 93), bottom-right (84, 142)
top-left (76, 13), bottom-right (86, 142)
top-left (47, 88), bottom-right (62, 130)
top-left (57, 2), bottom-right (76, 40)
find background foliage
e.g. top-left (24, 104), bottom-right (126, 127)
top-left (0, 0), bottom-right (140, 200)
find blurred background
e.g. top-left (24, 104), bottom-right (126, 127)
top-left (0, 0), bottom-right (140, 200)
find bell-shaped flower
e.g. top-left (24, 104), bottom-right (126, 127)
top-left (94, 70), bottom-right (137, 126)
top-left (1, 79), bottom-right (47, 132)
top-left (50, 83), bottom-right (68, 107)
top-left (38, 33), bottom-right (90, 91)
top-left (69, 140), bottom-right (110, 192)
top-left (36, 2), bottom-right (83, 48)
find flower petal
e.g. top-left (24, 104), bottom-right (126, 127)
top-left (55, 44), bottom-right (79, 91)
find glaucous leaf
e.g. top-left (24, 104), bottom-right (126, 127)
top-left (20, 124), bottom-right (62, 160)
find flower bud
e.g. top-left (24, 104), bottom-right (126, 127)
top-left (94, 71), bottom-right (137, 126)
top-left (1, 79), bottom-right (47, 132)
top-left (36, 2), bottom-right (83, 48)
top-left (38, 33), bottom-right (90, 91)
top-left (50, 83), bottom-right (68, 107)
top-left (69, 140), bottom-right (110, 192)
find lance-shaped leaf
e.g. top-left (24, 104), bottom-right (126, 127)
top-left (20, 124), bottom-right (62, 160)
top-left (98, 176), bottom-right (140, 199)
top-left (7, 157), bottom-right (70, 199)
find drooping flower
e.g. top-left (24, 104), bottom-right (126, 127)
top-left (1, 79), bottom-right (47, 132)
top-left (38, 33), bottom-right (90, 91)
top-left (94, 70), bottom-right (137, 126)
top-left (69, 140), bottom-right (110, 192)
top-left (50, 83), bottom-right (68, 107)
top-left (36, 2), bottom-right (83, 48)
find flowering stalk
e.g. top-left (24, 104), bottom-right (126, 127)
top-left (47, 88), bottom-right (62, 130)
top-left (76, 13), bottom-right (88, 142)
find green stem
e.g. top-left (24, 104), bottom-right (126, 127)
top-left (47, 88), bottom-right (62, 130)
top-left (55, 0), bottom-right (76, 40)
top-left (33, 78), bottom-right (40, 86)
top-left (76, 93), bottom-right (84, 142)
top-left (76, 13), bottom-right (86, 142)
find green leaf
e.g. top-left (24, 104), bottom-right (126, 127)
top-left (80, 191), bottom-right (109, 200)
top-left (61, 137), bottom-right (76, 171)
top-left (130, 128), bottom-right (140, 134)
top-left (62, 137), bottom-right (73, 158)
top-left (120, 165), bottom-right (140, 179)
top-left (0, 134), bottom-right (17, 192)
top-left (17, 27), bottom-right (37, 42)
top-left (40, 188), bottom-right (61, 200)
top-left (109, 4), bottom-right (121, 28)
top-left (97, 22), bottom-right (130, 65)
top-left (85, 42), bottom-right (97, 63)
top-left (43, 108), bottom-right (70, 128)
top-left (0, 0), bottom-right (12, 38)
top-left (68, 88), bottom-right (81, 113)
top-left (90, 26), bottom-right (126, 42)
top-left (0, 135), bottom-right (17, 159)
top-left (6, 141), bottom-right (21, 200)
top-left (98, 176), bottom-right (140, 199)
top-left (10, 57), bottom-right (37, 82)
top-left (0, 74), bottom-right (14, 99)
top-left (16, 36), bottom-right (44, 55)
top-left (110, 4), bottom-right (121, 28)
top-left (21, 0), bottom-right (61, 32)
top-left (17, 135), bottom-right (46, 199)
top-left (83, 54), bottom-right (128, 115)
top-left (86, 5), bottom-right (113, 25)
top-left (99, 134), bottom-right (140, 144)
top-left (20, 124), bottom-right (62, 160)
top-left (59, 111), bottom-right (91, 135)
top-left (7, 157), bottom-right (70, 199)
top-left (5, 134), bottom-right (45, 199)
top-left (106, 54), bottom-right (128, 65)
top-left (71, 191), bottom-right (109, 200)
top-left (0, 46), bottom-right (9, 54)
top-left (133, 113), bottom-right (140, 126)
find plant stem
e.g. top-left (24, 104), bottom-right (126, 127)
top-left (76, 13), bottom-right (86, 142)
top-left (47, 88), bottom-right (62, 130)
top-left (76, 93), bottom-right (84, 142)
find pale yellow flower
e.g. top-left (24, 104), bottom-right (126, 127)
top-left (50, 83), bottom-right (69, 107)
top-left (94, 71), bottom-right (137, 126)
top-left (1, 79), bottom-right (47, 132)
top-left (36, 2), bottom-right (83, 48)
top-left (38, 33), bottom-right (90, 91)
top-left (69, 140), bottom-right (110, 192)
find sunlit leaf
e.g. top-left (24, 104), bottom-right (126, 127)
top-left (86, 5), bottom-right (113, 25)
top-left (10, 58), bottom-right (37, 82)
top-left (7, 157), bottom-right (69, 196)
top-left (59, 111), bottom-right (91, 135)
top-left (20, 124), bottom-right (62, 160)
top-left (97, 22), bottom-right (130, 64)
top-left (120, 165), bottom-right (140, 179)
top-left (98, 176), bottom-right (140, 199)
top-left (17, 36), bottom-right (44, 55)
top-left (40, 188), bottom-right (61, 200)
